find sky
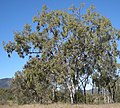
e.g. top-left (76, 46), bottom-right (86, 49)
top-left (0, 0), bottom-right (120, 79)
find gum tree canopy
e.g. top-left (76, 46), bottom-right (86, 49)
top-left (3, 5), bottom-right (120, 104)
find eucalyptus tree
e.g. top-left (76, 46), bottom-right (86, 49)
top-left (62, 5), bottom-right (120, 103)
top-left (3, 5), bottom-right (120, 104)
top-left (3, 5), bottom-right (78, 104)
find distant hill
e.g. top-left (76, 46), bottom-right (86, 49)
top-left (0, 78), bottom-right (12, 88)
top-left (0, 78), bottom-right (100, 94)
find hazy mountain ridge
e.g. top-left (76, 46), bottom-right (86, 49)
top-left (0, 78), bottom-right (102, 94)
top-left (0, 78), bottom-right (12, 88)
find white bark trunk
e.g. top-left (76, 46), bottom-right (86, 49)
top-left (70, 92), bottom-right (74, 104)
top-left (67, 83), bottom-right (75, 104)
top-left (67, 62), bottom-right (75, 104)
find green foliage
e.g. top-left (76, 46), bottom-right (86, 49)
top-left (11, 59), bottom-right (53, 104)
top-left (3, 4), bottom-right (120, 104)
top-left (74, 90), bottom-right (84, 104)
top-left (0, 88), bottom-right (13, 105)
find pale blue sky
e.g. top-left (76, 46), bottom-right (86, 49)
top-left (0, 0), bottom-right (120, 78)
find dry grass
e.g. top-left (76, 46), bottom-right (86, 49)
top-left (0, 103), bottom-right (120, 108)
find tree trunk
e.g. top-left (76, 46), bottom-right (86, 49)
top-left (67, 63), bottom-right (75, 104)
top-left (103, 88), bottom-right (106, 104)
top-left (92, 81), bottom-right (94, 95)
top-left (112, 88), bottom-right (115, 103)
top-left (64, 85), bottom-right (67, 103)
top-left (70, 92), bottom-right (74, 104)
top-left (52, 86), bottom-right (57, 103)
top-left (67, 83), bottom-right (75, 104)
top-left (97, 86), bottom-right (100, 104)
top-left (107, 95), bottom-right (110, 104)
top-left (83, 86), bottom-right (86, 104)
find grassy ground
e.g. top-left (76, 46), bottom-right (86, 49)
top-left (0, 103), bottom-right (120, 108)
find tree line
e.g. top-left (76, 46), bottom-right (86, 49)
top-left (2, 4), bottom-right (120, 104)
